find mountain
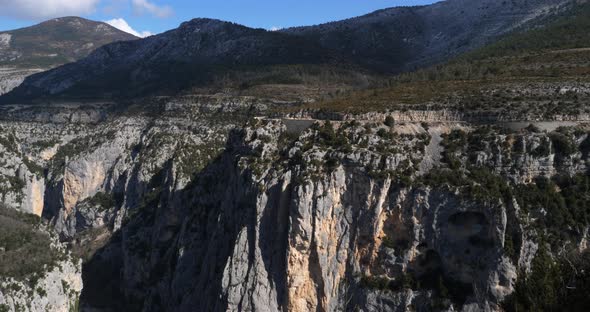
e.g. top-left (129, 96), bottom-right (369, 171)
top-left (284, 0), bottom-right (574, 73)
top-left (298, 1), bottom-right (590, 116)
top-left (0, 17), bottom-right (138, 96)
top-left (0, 16), bottom-right (137, 68)
top-left (1, 0), bottom-right (577, 104)
top-left (0, 18), bottom-right (360, 103)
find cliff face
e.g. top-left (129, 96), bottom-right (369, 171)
top-left (1, 3), bottom-right (589, 310)
top-left (0, 96), bottom-right (258, 311)
top-left (76, 118), bottom-right (588, 311)
top-left (0, 125), bottom-right (46, 216)
top-left (0, 98), bottom-right (588, 311)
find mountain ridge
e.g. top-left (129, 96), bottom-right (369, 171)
top-left (0, 0), bottom-right (580, 104)
top-left (284, 0), bottom-right (575, 72)
top-left (0, 16), bottom-right (138, 97)
top-left (0, 18), bottom-right (358, 102)
top-left (0, 16), bottom-right (138, 68)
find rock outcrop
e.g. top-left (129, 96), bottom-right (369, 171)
top-left (1, 2), bottom-right (589, 311)
top-left (0, 256), bottom-right (82, 312)
top-left (0, 92), bottom-right (588, 311)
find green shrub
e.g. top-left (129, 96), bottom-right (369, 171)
top-left (85, 192), bottom-right (115, 211)
top-left (440, 130), bottom-right (468, 169)
top-left (549, 132), bottom-right (576, 157)
top-left (503, 232), bottom-right (517, 262)
top-left (580, 134), bottom-right (590, 158)
top-left (313, 121), bottom-right (349, 148)
top-left (360, 275), bottom-right (391, 290)
top-left (22, 157), bottom-right (44, 178)
top-left (36, 286), bottom-right (47, 297)
top-left (515, 174), bottom-right (590, 232)
top-left (324, 156), bottom-right (340, 173)
top-left (502, 244), bottom-right (563, 312)
top-left (382, 236), bottom-right (410, 254)
top-left (525, 124), bottom-right (541, 133)
top-left (531, 138), bottom-right (551, 158)
top-left (384, 116), bottom-right (395, 127)
top-left (376, 128), bottom-right (394, 140)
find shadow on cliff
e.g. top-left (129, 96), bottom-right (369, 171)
top-left (79, 131), bottom-right (291, 311)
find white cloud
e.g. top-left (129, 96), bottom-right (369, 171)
top-left (0, 0), bottom-right (100, 20)
top-left (105, 18), bottom-right (153, 38)
top-left (132, 0), bottom-right (173, 18)
top-left (269, 26), bottom-right (281, 31)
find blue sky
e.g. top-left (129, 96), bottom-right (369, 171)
top-left (0, 0), bottom-right (438, 37)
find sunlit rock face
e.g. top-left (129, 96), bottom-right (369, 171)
top-left (53, 117), bottom-right (583, 311)
top-left (1, 96), bottom-right (588, 311)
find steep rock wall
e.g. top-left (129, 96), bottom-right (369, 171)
top-left (81, 119), bottom-right (589, 311)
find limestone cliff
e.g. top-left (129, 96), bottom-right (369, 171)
top-left (0, 256), bottom-right (82, 312)
top-left (1, 91), bottom-right (588, 311)
top-left (76, 118), bottom-right (589, 311)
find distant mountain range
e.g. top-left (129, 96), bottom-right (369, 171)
top-left (0, 19), bottom-right (352, 101)
top-left (0, 0), bottom-right (580, 103)
top-left (0, 17), bottom-right (137, 68)
top-left (0, 17), bottom-right (137, 96)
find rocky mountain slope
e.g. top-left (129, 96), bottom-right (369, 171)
top-left (1, 0), bottom-right (579, 104)
top-left (11, 110), bottom-right (589, 311)
top-left (0, 67), bottom-right (45, 95)
top-left (0, 17), bottom-right (137, 96)
top-left (0, 94), bottom-right (260, 311)
top-left (285, 0), bottom-right (576, 73)
top-left (296, 0), bottom-right (590, 118)
top-left (0, 19), bottom-right (361, 103)
top-left (0, 17), bottom-right (137, 68)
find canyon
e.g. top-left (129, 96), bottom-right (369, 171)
top-left (1, 0), bottom-right (590, 311)
top-left (0, 96), bottom-right (588, 311)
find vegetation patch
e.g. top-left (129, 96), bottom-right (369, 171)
top-left (515, 174), bottom-right (590, 240)
top-left (83, 192), bottom-right (116, 212)
top-left (0, 205), bottom-right (66, 286)
top-left (503, 245), bottom-right (590, 312)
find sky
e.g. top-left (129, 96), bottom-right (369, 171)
top-left (0, 0), bottom-right (438, 38)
